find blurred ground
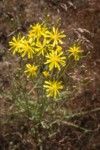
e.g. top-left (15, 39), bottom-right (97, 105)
top-left (0, 0), bottom-right (100, 149)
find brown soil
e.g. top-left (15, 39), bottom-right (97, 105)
top-left (0, 0), bottom-right (100, 149)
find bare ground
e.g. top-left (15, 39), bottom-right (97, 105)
top-left (0, 0), bottom-right (100, 149)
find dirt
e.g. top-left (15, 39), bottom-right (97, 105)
top-left (0, 0), bottom-right (100, 149)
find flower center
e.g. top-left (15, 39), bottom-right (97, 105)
top-left (52, 84), bottom-right (57, 91)
top-left (35, 27), bottom-right (41, 33)
top-left (52, 34), bottom-right (58, 39)
top-left (52, 56), bottom-right (58, 62)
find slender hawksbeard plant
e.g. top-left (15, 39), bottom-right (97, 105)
top-left (8, 21), bottom-right (89, 148)
top-left (9, 22), bottom-right (84, 99)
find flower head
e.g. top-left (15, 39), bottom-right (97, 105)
top-left (68, 45), bottom-right (84, 61)
top-left (28, 23), bottom-right (48, 38)
top-left (43, 71), bottom-right (50, 77)
top-left (9, 34), bottom-right (24, 55)
top-left (56, 45), bottom-right (63, 53)
top-left (24, 64), bottom-right (38, 78)
top-left (43, 80), bottom-right (63, 99)
top-left (47, 27), bottom-right (66, 46)
top-left (19, 38), bottom-right (35, 58)
top-left (35, 38), bottom-right (50, 56)
top-left (45, 50), bottom-right (66, 71)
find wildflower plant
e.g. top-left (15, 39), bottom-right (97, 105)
top-left (8, 21), bottom-right (89, 148)
top-left (68, 44), bottom-right (84, 61)
top-left (9, 22), bottom-right (84, 99)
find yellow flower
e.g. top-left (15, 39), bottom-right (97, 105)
top-left (45, 50), bottom-right (66, 71)
top-left (19, 38), bottom-right (35, 58)
top-left (68, 45), bottom-right (84, 61)
top-left (24, 64), bottom-right (38, 78)
top-left (9, 34), bottom-right (24, 55)
top-left (43, 71), bottom-right (50, 77)
top-left (43, 80), bottom-right (63, 99)
top-left (56, 45), bottom-right (63, 53)
top-left (35, 38), bottom-right (50, 56)
top-left (47, 27), bottom-right (66, 46)
top-left (28, 23), bottom-right (48, 38)
top-left (28, 23), bottom-right (42, 38)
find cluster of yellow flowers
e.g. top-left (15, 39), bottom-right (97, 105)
top-left (9, 23), bottom-right (84, 99)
